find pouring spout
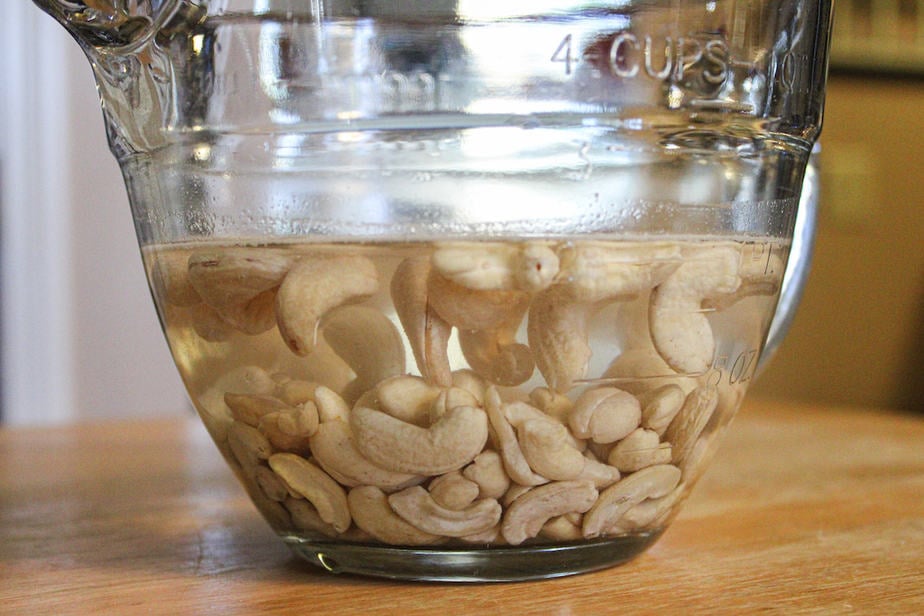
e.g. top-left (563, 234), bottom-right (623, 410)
top-left (32, 0), bottom-right (205, 51)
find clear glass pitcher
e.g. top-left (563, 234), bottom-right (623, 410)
top-left (34, 0), bottom-right (833, 581)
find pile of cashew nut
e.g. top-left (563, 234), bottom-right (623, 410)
top-left (151, 239), bottom-right (782, 546)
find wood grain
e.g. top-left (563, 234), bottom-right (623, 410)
top-left (1, 399), bottom-right (922, 614)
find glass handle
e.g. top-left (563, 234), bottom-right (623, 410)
top-left (756, 143), bottom-right (821, 375)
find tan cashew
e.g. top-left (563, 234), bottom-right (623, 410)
top-left (428, 471), bottom-right (481, 510)
top-left (664, 386), bottom-right (719, 466)
top-left (462, 451), bottom-right (511, 500)
top-left (527, 286), bottom-right (593, 393)
top-left (582, 463), bottom-right (682, 538)
top-left (313, 385), bottom-right (351, 423)
top-left (390, 257), bottom-right (452, 387)
top-left (485, 388), bottom-right (548, 486)
top-left (428, 386), bottom-right (481, 424)
top-left (284, 496), bottom-right (339, 538)
top-left (268, 453), bottom-right (351, 533)
top-left (224, 393), bottom-right (292, 428)
top-left (638, 384), bottom-right (686, 436)
top-left (351, 404), bottom-right (488, 475)
top-left (458, 327), bottom-right (535, 387)
top-left (431, 242), bottom-right (560, 292)
top-left (227, 420), bottom-right (274, 471)
top-left (347, 486), bottom-right (443, 546)
top-left (570, 387), bottom-right (642, 444)
top-left (608, 428), bottom-right (672, 472)
top-left (375, 375), bottom-right (442, 427)
top-left (609, 486), bottom-right (683, 534)
top-left (501, 480), bottom-right (598, 545)
top-left (706, 246), bottom-right (785, 311)
top-left (257, 402), bottom-right (319, 453)
top-left (576, 450), bottom-right (622, 489)
top-left (505, 403), bottom-right (586, 481)
top-left (388, 485), bottom-right (502, 538)
top-left (253, 464), bottom-right (290, 502)
top-left (649, 245), bottom-right (741, 374)
top-left (150, 250), bottom-right (201, 307)
top-left (187, 248), bottom-right (292, 334)
top-left (308, 419), bottom-right (423, 491)
top-left (540, 515), bottom-right (584, 542)
top-left (529, 387), bottom-right (574, 423)
top-left (321, 305), bottom-right (406, 404)
top-left (556, 242), bottom-right (682, 303)
top-left (451, 369), bottom-right (488, 405)
top-left (275, 255), bottom-right (379, 356)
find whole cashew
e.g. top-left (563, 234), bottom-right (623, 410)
top-left (451, 370), bottom-right (487, 405)
top-left (608, 428), bottom-right (672, 472)
top-left (501, 480), bottom-right (598, 545)
top-left (268, 453), bottom-right (351, 533)
top-left (388, 485), bottom-right (502, 538)
top-left (540, 515), bottom-right (584, 541)
top-left (484, 387), bottom-right (548, 487)
top-left (308, 419), bottom-right (423, 491)
top-left (351, 404), bottom-right (488, 475)
top-left (150, 250), bottom-right (201, 307)
top-left (462, 451), bottom-right (511, 500)
top-left (577, 452), bottom-right (622, 489)
top-left (569, 387), bottom-right (642, 444)
top-left (390, 257), bottom-right (453, 387)
top-left (227, 420), bottom-right (274, 471)
top-left (347, 486), bottom-right (443, 546)
top-left (528, 387), bottom-right (574, 423)
top-left (431, 242), bottom-right (560, 292)
top-left (428, 471), bottom-right (481, 511)
top-left (428, 386), bottom-right (481, 424)
top-left (638, 384), bottom-right (686, 436)
top-left (321, 304), bottom-right (406, 404)
top-left (504, 401), bottom-right (586, 481)
top-left (458, 327), bottom-right (535, 387)
top-left (257, 402), bottom-right (319, 454)
top-left (187, 249), bottom-right (292, 335)
top-left (284, 496), bottom-right (339, 538)
top-left (275, 255), bottom-right (379, 356)
top-left (374, 375), bottom-right (442, 427)
top-left (664, 386), bottom-right (719, 467)
top-left (582, 463), bottom-right (682, 538)
top-left (224, 393), bottom-right (292, 428)
top-left (649, 245), bottom-right (741, 374)
top-left (527, 286), bottom-right (594, 393)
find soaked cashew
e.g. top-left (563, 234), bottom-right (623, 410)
top-left (451, 370), bottom-right (487, 405)
top-left (503, 402), bottom-right (586, 481)
top-left (501, 480), bottom-right (598, 545)
top-left (664, 386), bottom-right (719, 467)
top-left (529, 387), bottom-right (574, 423)
top-left (348, 486), bottom-right (443, 546)
top-left (557, 242), bottom-right (682, 303)
top-left (540, 515), bottom-right (584, 541)
top-left (268, 453), bottom-right (351, 534)
top-left (276, 255), bottom-right (379, 356)
top-left (431, 242), bottom-right (559, 292)
top-left (388, 485), bottom-right (502, 538)
top-left (458, 327), bottom-right (535, 387)
top-left (321, 305), bottom-right (406, 404)
top-left (462, 451), bottom-right (511, 500)
top-left (390, 257), bottom-right (453, 387)
top-left (608, 428), bottom-right (672, 472)
top-left (224, 393), bottom-right (292, 428)
top-left (151, 251), bottom-right (201, 307)
top-left (227, 420), bottom-right (274, 471)
top-left (649, 245), bottom-right (741, 374)
top-left (373, 375), bottom-right (442, 426)
top-left (583, 464), bottom-right (682, 538)
top-left (351, 404), bottom-right (488, 476)
top-left (638, 384), bottom-right (687, 436)
top-left (257, 402), bottom-right (319, 453)
top-left (308, 419), bottom-right (423, 491)
top-left (485, 387), bottom-right (548, 487)
top-left (570, 387), bottom-right (642, 444)
top-left (429, 386), bottom-right (481, 424)
top-left (429, 471), bottom-right (481, 510)
top-left (284, 496), bottom-right (340, 538)
top-left (527, 287), bottom-right (594, 393)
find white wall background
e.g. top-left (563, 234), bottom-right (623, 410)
top-left (1, 3), bottom-right (189, 425)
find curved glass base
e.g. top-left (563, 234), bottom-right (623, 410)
top-left (283, 532), bottom-right (663, 582)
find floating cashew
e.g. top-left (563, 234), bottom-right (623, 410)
top-left (150, 250), bottom-right (201, 307)
top-left (224, 393), bottom-right (292, 428)
top-left (451, 370), bottom-right (487, 405)
top-left (458, 327), bottom-right (535, 387)
top-left (462, 451), bottom-right (511, 500)
top-left (268, 453), bottom-right (351, 533)
top-left (431, 242), bottom-right (559, 292)
top-left (189, 302), bottom-right (235, 342)
top-left (308, 419), bottom-right (423, 491)
top-left (570, 387), bottom-right (642, 444)
top-left (664, 386), bottom-right (719, 466)
top-left (388, 485), bottom-right (502, 538)
top-left (582, 463), bottom-right (682, 538)
top-left (428, 471), bottom-right (481, 510)
top-left (649, 245), bottom-right (741, 374)
top-left (347, 486), bottom-right (443, 546)
top-left (705, 247), bottom-right (785, 311)
top-left (187, 249), bottom-right (292, 334)
top-left (556, 242), bottom-right (682, 303)
top-left (390, 257), bottom-right (453, 387)
top-left (501, 480), bottom-right (598, 545)
top-left (527, 286), bottom-right (594, 393)
top-left (351, 404), bottom-right (488, 475)
top-left (274, 378), bottom-right (319, 407)
top-left (321, 305), bottom-right (406, 404)
top-left (485, 387), bottom-right (548, 486)
top-left (276, 255), bottom-right (379, 356)
top-left (608, 428), bottom-right (672, 472)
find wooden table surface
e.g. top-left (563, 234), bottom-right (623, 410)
top-left (1, 398), bottom-right (922, 614)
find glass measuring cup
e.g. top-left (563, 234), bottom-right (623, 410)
top-left (33, 0), bottom-right (832, 581)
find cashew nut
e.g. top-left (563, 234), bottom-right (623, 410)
top-left (321, 305), bottom-right (406, 404)
top-left (375, 375), bottom-right (442, 427)
top-left (431, 242), bottom-right (559, 292)
top-left (268, 453), bottom-right (351, 533)
top-left (284, 496), bottom-right (340, 538)
top-left (347, 486), bottom-right (443, 546)
top-left (313, 385), bottom-right (351, 423)
top-left (224, 392), bottom-right (292, 428)
top-left (485, 387), bottom-right (548, 487)
top-left (540, 515), bottom-right (584, 542)
top-left (150, 250), bottom-right (201, 307)
top-left (458, 327), bottom-right (535, 387)
top-left (506, 405), bottom-right (586, 481)
top-left (389, 257), bottom-right (453, 387)
top-left (576, 450), bottom-right (622, 489)
top-left (664, 386), bottom-right (719, 466)
top-left (556, 242), bottom-right (682, 303)
top-left (227, 420), bottom-right (274, 470)
top-left (187, 249), bottom-right (292, 334)
top-left (257, 401), bottom-right (319, 453)
top-left (501, 480), bottom-right (598, 545)
top-left (570, 387), bottom-right (642, 444)
top-left (254, 464), bottom-right (291, 502)
top-left (527, 286), bottom-right (593, 393)
top-left (451, 369), bottom-right (487, 405)
top-left (462, 451), bottom-right (511, 500)
top-left (428, 386), bottom-right (481, 424)
top-left (638, 384), bottom-right (686, 436)
top-left (275, 255), bottom-right (379, 356)
top-left (608, 428), bottom-right (672, 472)
top-left (529, 387), bottom-right (574, 423)
top-left (582, 464), bottom-right (682, 538)
top-left (388, 485), bottom-right (502, 538)
top-left (649, 245), bottom-right (741, 374)
top-left (351, 404), bottom-right (488, 475)
top-left (428, 471), bottom-right (481, 510)
top-left (308, 419), bottom-right (423, 491)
